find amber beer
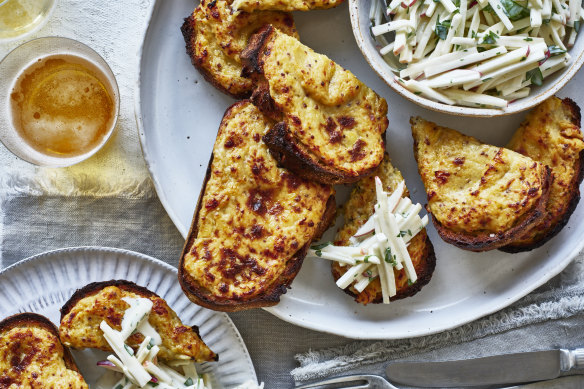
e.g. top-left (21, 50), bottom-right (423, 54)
top-left (9, 55), bottom-right (116, 157)
top-left (0, 0), bottom-right (56, 39)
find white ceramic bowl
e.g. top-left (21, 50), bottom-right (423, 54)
top-left (349, 0), bottom-right (584, 117)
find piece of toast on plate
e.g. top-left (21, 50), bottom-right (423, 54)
top-left (181, 0), bottom-right (298, 99)
top-left (411, 117), bottom-right (552, 252)
top-left (59, 280), bottom-right (216, 363)
top-left (231, 0), bottom-right (345, 12)
top-left (0, 313), bottom-right (87, 388)
top-left (241, 25), bottom-right (388, 185)
top-left (179, 101), bottom-right (336, 312)
top-left (332, 154), bottom-right (436, 304)
top-left (500, 97), bottom-right (584, 252)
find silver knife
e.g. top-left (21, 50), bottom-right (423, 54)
top-left (386, 348), bottom-right (584, 387)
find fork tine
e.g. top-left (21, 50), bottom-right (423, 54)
top-left (295, 375), bottom-right (370, 389)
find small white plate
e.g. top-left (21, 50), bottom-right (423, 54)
top-left (0, 247), bottom-right (257, 388)
top-left (136, 0), bottom-right (584, 339)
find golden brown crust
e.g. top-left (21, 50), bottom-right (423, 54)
top-left (263, 122), bottom-right (383, 184)
top-left (241, 25), bottom-right (388, 185)
top-left (501, 97), bottom-right (584, 252)
top-left (59, 280), bottom-right (217, 362)
top-left (411, 116), bottom-right (553, 252)
top-left (331, 154), bottom-right (436, 304)
top-left (181, 0), bottom-right (298, 99)
top-left (181, 15), bottom-right (250, 100)
top-left (179, 101), bottom-right (336, 312)
top-left (430, 167), bottom-right (551, 251)
top-left (0, 313), bottom-right (87, 387)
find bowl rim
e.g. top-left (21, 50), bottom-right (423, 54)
top-left (348, 0), bottom-right (584, 117)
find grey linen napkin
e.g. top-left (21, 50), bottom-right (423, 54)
top-left (292, 255), bottom-right (584, 387)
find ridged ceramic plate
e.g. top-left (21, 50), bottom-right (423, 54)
top-left (0, 247), bottom-right (257, 388)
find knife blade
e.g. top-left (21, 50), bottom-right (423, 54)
top-left (386, 348), bottom-right (584, 387)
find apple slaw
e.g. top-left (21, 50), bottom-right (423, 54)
top-left (369, 0), bottom-right (583, 108)
top-left (309, 179), bottom-right (429, 304)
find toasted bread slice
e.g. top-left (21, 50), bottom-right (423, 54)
top-left (179, 101), bottom-right (336, 312)
top-left (0, 313), bottom-right (87, 387)
top-left (331, 154), bottom-right (436, 304)
top-left (181, 0), bottom-right (298, 99)
top-left (231, 0), bottom-right (345, 11)
top-left (501, 97), bottom-right (584, 252)
top-left (411, 117), bottom-right (552, 252)
top-left (59, 280), bottom-right (216, 363)
top-left (241, 25), bottom-right (388, 185)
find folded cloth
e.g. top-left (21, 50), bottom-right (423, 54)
top-left (292, 254), bottom-right (584, 387)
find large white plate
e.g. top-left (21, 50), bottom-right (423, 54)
top-left (0, 247), bottom-right (257, 388)
top-left (136, 0), bottom-right (584, 339)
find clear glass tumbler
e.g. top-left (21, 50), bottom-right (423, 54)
top-left (0, 0), bottom-right (57, 41)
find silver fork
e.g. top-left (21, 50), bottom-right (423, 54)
top-left (295, 374), bottom-right (398, 389)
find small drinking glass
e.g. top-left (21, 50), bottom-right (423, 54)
top-left (0, 0), bottom-right (57, 41)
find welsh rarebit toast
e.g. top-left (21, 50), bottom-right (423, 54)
top-left (411, 117), bottom-right (552, 252)
top-left (0, 313), bottom-right (87, 388)
top-left (332, 154), bottom-right (436, 304)
top-left (181, 0), bottom-right (298, 99)
top-left (179, 101), bottom-right (336, 311)
top-left (501, 97), bottom-right (584, 252)
top-left (241, 25), bottom-right (388, 185)
top-left (231, 0), bottom-right (345, 12)
top-left (59, 280), bottom-right (216, 363)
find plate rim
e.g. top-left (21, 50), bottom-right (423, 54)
top-left (134, 0), bottom-right (584, 339)
top-left (0, 246), bottom-right (258, 384)
top-left (135, 0), bottom-right (190, 239)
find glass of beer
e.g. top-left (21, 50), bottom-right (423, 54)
top-left (0, 37), bottom-right (120, 167)
top-left (0, 0), bottom-right (57, 41)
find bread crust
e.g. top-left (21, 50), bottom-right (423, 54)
top-left (241, 25), bottom-right (388, 185)
top-left (263, 122), bottom-right (383, 184)
top-left (179, 101), bottom-right (336, 312)
top-left (181, 1), bottom-right (298, 99)
top-left (181, 15), bottom-right (251, 100)
top-left (501, 98), bottom-right (584, 253)
top-left (431, 165), bottom-right (553, 252)
top-left (0, 313), bottom-right (80, 373)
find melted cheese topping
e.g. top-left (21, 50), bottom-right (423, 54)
top-left (232, 0), bottom-right (344, 11)
top-left (183, 102), bottom-right (334, 300)
top-left (411, 117), bottom-right (548, 234)
top-left (0, 326), bottom-right (87, 388)
top-left (507, 97), bottom-right (584, 244)
top-left (190, 0), bottom-right (298, 97)
top-left (59, 286), bottom-right (215, 363)
top-left (259, 29), bottom-right (388, 177)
